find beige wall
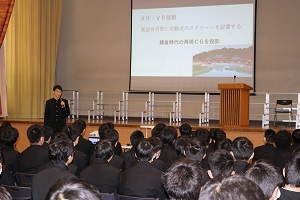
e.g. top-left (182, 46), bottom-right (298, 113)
top-left (56, 0), bottom-right (300, 120)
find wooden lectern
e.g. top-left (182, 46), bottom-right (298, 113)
top-left (218, 83), bottom-right (253, 128)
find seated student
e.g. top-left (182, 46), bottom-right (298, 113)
top-left (162, 158), bottom-right (203, 200)
top-left (64, 125), bottom-right (88, 174)
top-left (199, 175), bottom-right (265, 200)
top-left (174, 136), bottom-right (189, 159)
top-left (0, 151), bottom-right (15, 186)
top-left (179, 123), bottom-right (192, 137)
top-left (230, 137), bottom-right (254, 174)
top-left (46, 178), bottom-right (102, 200)
top-left (120, 130), bottom-right (144, 169)
top-left (272, 130), bottom-right (293, 171)
top-left (99, 122), bottom-right (122, 156)
top-left (212, 128), bottom-right (226, 150)
top-left (151, 123), bottom-right (166, 138)
top-left (41, 125), bottom-right (53, 149)
top-left (158, 126), bottom-right (178, 163)
top-left (207, 149), bottom-right (235, 179)
top-left (252, 129), bottom-right (276, 162)
top-left (185, 137), bottom-right (206, 164)
top-left (80, 139), bottom-right (121, 193)
top-left (193, 128), bottom-right (212, 169)
top-left (119, 138), bottom-right (165, 199)
top-left (18, 124), bottom-right (49, 173)
top-left (73, 119), bottom-right (93, 158)
top-left (32, 139), bottom-right (77, 200)
top-left (279, 152), bottom-right (300, 200)
top-left (0, 126), bottom-right (20, 173)
top-left (245, 160), bottom-right (283, 200)
top-left (215, 138), bottom-right (232, 151)
top-left (290, 129), bottom-right (300, 151)
top-left (148, 137), bottom-right (164, 171)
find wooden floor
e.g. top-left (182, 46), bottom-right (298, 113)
top-left (1, 117), bottom-right (295, 153)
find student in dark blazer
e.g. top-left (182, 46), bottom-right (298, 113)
top-left (18, 124), bottom-right (49, 174)
top-left (80, 139), bottom-right (121, 193)
top-left (44, 85), bottom-right (70, 133)
top-left (252, 129), bottom-right (276, 162)
top-left (119, 138), bottom-right (165, 200)
top-left (99, 122), bottom-right (122, 156)
top-left (73, 119), bottom-right (93, 158)
top-left (32, 138), bottom-right (76, 200)
top-left (158, 126), bottom-right (178, 163)
top-left (41, 125), bottom-right (53, 150)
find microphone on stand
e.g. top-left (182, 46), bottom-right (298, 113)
top-left (233, 75), bottom-right (236, 83)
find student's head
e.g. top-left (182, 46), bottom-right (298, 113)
top-left (292, 129), bottom-right (300, 144)
top-left (284, 152), bottom-right (300, 188)
top-left (151, 123), bottom-right (166, 138)
top-left (208, 149), bottom-right (234, 178)
top-left (199, 175), bottom-right (265, 200)
top-left (264, 129), bottom-right (276, 143)
top-left (193, 128), bottom-right (210, 146)
top-left (98, 122), bottom-right (114, 137)
top-left (0, 186), bottom-right (12, 200)
top-left (42, 125), bottom-right (53, 143)
top-left (148, 137), bottom-right (163, 158)
top-left (275, 130), bottom-right (292, 149)
top-left (27, 124), bottom-right (44, 144)
top-left (0, 121), bottom-right (11, 129)
top-left (185, 137), bottom-right (206, 163)
top-left (231, 137), bottom-right (253, 161)
top-left (0, 126), bottom-right (19, 147)
top-left (100, 129), bottom-right (119, 146)
top-left (160, 126), bottom-right (178, 145)
top-left (53, 85), bottom-right (63, 99)
top-left (162, 158), bottom-right (203, 200)
top-left (64, 125), bottom-right (81, 145)
top-left (179, 123), bottom-right (192, 137)
top-left (94, 139), bottom-right (114, 161)
top-left (46, 178), bottom-right (102, 200)
top-left (215, 138), bottom-right (232, 151)
top-left (73, 119), bottom-right (86, 135)
top-left (130, 130), bottom-right (144, 147)
top-left (49, 139), bottom-right (74, 165)
top-left (174, 136), bottom-right (189, 156)
top-left (244, 160), bottom-right (283, 200)
top-left (211, 128), bottom-right (226, 142)
top-left (135, 138), bottom-right (155, 162)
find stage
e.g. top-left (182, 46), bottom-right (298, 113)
top-left (1, 117), bottom-right (294, 153)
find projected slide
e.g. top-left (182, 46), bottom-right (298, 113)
top-left (130, 0), bottom-right (256, 91)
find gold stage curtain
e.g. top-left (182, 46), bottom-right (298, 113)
top-left (5, 0), bottom-right (62, 118)
top-left (0, 0), bottom-right (14, 47)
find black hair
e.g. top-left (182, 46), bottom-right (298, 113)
top-left (284, 152), bottom-right (300, 187)
top-left (185, 137), bottom-right (206, 163)
top-left (162, 158), bottom-right (203, 200)
top-left (64, 125), bottom-right (81, 142)
top-left (199, 175), bottom-right (265, 200)
top-left (49, 139), bottom-right (74, 163)
top-left (275, 130), bottom-right (292, 149)
top-left (0, 186), bottom-right (12, 200)
top-left (100, 129), bottom-right (119, 145)
top-left (98, 122), bottom-right (114, 137)
top-left (73, 119), bottom-right (86, 134)
top-left (53, 85), bottom-right (63, 91)
top-left (0, 126), bottom-right (19, 147)
top-left (42, 125), bottom-right (54, 141)
top-left (244, 160), bottom-right (283, 199)
top-left (193, 128), bottom-right (210, 146)
top-left (174, 136), bottom-right (189, 156)
top-left (208, 149), bottom-right (234, 177)
top-left (264, 129), bottom-right (276, 143)
top-left (148, 137), bottom-right (163, 153)
top-left (94, 139), bottom-right (114, 160)
top-left (27, 124), bottom-right (44, 143)
top-left (46, 178), bottom-right (102, 200)
top-left (130, 130), bottom-right (144, 147)
top-left (231, 137), bottom-right (253, 160)
top-left (135, 138), bottom-right (155, 162)
top-left (0, 121), bottom-right (11, 128)
top-left (160, 126), bottom-right (178, 145)
top-left (179, 123), bottom-right (192, 136)
top-left (215, 138), bottom-right (232, 151)
top-left (292, 129), bottom-right (300, 144)
top-left (151, 123), bottom-right (166, 138)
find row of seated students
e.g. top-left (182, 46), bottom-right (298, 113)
top-left (0, 121), bottom-right (300, 199)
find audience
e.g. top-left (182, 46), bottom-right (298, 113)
top-left (99, 122), bottom-right (122, 156)
top-left (230, 137), bottom-right (254, 174)
top-left (46, 178), bottom-right (102, 200)
top-left (179, 123), bottom-right (192, 137)
top-left (151, 123), bottom-right (166, 138)
top-left (291, 129), bottom-right (300, 151)
top-left (18, 124), bottom-right (49, 173)
top-left (158, 126), bottom-right (178, 163)
top-left (80, 139), bottom-right (121, 193)
top-left (41, 125), bottom-right (54, 150)
top-left (0, 151), bottom-right (15, 186)
top-left (162, 158), bottom-right (203, 200)
top-left (252, 129), bottom-right (276, 162)
top-left (174, 136), bottom-right (189, 158)
top-left (73, 119), bottom-right (93, 158)
top-left (215, 138), bottom-right (232, 151)
top-left (148, 137), bottom-right (165, 171)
